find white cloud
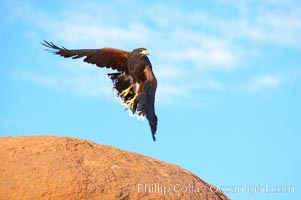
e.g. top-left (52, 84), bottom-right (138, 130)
top-left (244, 75), bottom-right (283, 92)
top-left (5, 0), bottom-right (301, 108)
top-left (203, 79), bottom-right (225, 91)
top-left (237, 69), bottom-right (300, 92)
top-left (166, 46), bottom-right (237, 70)
top-left (155, 65), bottom-right (187, 80)
top-left (20, 65), bottom-right (113, 98)
top-left (216, 0), bottom-right (301, 48)
top-left (42, 21), bottom-right (151, 48)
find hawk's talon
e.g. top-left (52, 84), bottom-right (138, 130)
top-left (125, 93), bottom-right (138, 109)
top-left (118, 84), bottom-right (134, 97)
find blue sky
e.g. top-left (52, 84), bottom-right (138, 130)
top-left (1, 0), bottom-right (300, 199)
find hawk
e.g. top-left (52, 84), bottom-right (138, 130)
top-left (41, 41), bottom-right (158, 141)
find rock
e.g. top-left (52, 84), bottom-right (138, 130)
top-left (0, 136), bottom-right (229, 200)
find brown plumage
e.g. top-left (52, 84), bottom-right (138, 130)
top-left (41, 41), bottom-right (158, 141)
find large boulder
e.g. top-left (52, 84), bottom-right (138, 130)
top-left (0, 136), bottom-right (229, 199)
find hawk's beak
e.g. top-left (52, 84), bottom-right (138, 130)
top-left (141, 49), bottom-right (149, 55)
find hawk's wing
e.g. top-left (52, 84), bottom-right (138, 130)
top-left (42, 41), bottom-right (130, 73)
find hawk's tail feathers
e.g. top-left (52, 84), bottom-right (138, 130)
top-left (136, 81), bottom-right (158, 141)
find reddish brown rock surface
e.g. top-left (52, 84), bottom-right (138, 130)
top-left (0, 136), bottom-right (229, 200)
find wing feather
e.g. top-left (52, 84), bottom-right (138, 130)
top-left (41, 40), bottom-right (130, 72)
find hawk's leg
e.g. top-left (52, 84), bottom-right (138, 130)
top-left (125, 82), bottom-right (144, 109)
top-left (118, 84), bottom-right (134, 97)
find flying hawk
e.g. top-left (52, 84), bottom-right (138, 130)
top-left (42, 41), bottom-right (158, 141)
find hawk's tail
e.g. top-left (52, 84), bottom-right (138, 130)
top-left (135, 81), bottom-right (158, 141)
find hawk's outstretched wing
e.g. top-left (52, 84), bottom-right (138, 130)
top-left (41, 41), bottom-right (130, 73)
